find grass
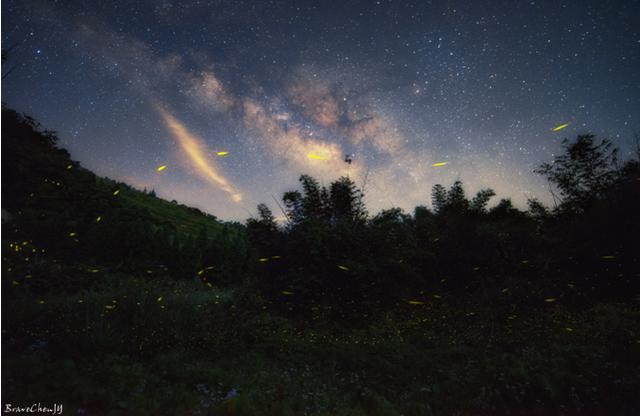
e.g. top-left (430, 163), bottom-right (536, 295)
top-left (3, 272), bottom-right (639, 415)
top-left (95, 176), bottom-right (238, 241)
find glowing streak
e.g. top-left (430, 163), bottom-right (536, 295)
top-left (337, 265), bottom-right (349, 271)
top-left (307, 153), bottom-right (329, 160)
top-left (156, 106), bottom-right (242, 202)
top-left (432, 162), bottom-right (447, 167)
top-left (407, 300), bottom-right (424, 305)
top-left (601, 255), bottom-right (616, 259)
top-left (157, 165), bottom-right (167, 172)
top-left (544, 298), bottom-right (557, 303)
top-left (281, 291), bottom-right (294, 295)
top-left (259, 257), bottom-right (269, 262)
top-left (552, 123), bottom-right (570, 131)
top-left (216, 151), bottom-right (229, 156)
top-left (113, 190), bottom-right (120, 196)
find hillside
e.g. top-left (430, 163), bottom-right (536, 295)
top-left (1, 107), bottom-right (247, 282)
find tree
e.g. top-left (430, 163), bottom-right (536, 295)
top-left (535, 134), bottom-right (619, 212)
top-left (431, 184), bottom-right (447, 214)
top-left (329, 176), bottom-right (367, 224)
top-left (300, 174), bottom-right (329, 221)
top-left (446, 180), bottom-right (469, 213)
top-left (470, 188), bottom-right (496, 214)
top-left (246, 203), bottom-right (281, 258)
top-left (282, 190), bottom-right (304, 225)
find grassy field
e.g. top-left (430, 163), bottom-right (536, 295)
top-left (3, 271), bottom-right (639, 415)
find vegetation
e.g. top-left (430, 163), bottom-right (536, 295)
top-left (2, 107), bottom-right (639, 414)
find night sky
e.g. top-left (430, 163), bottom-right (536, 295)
top-left (3, 0), bottom-right (639, 221)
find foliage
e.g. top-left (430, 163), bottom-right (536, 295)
top-left (535, 134), bottom-right (620, 213)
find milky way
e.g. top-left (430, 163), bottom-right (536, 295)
top-left (3, 0), bottom-right (639, 221)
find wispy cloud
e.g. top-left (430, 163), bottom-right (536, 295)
top-left (156, 105), bottom-right (242, 202)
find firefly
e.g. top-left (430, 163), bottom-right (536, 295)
top-left (552, 123), bottom-right (570, 132)
top-left (156, 165), bottom-right (167, 172)
top-left (407, 300), bottom-right (424, 305)
top-left (281, 291), bottom-right (294, 295)
top-left (432, 162), bottom-right (447, 167)
top-left (217, 151), bottom-right (229, 156)
top-left (113, 189), bottom-right (120, 196)
top-left (307, 153), bottom-right (328, 160)
top-left (337, 265), bottom-right (349, 271)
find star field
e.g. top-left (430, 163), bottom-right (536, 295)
top-left (3, 0), bottom-right (639, 220)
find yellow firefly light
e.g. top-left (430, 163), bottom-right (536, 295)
top-left (552, 123), bottom-right (570, 131)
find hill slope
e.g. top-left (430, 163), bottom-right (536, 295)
top-left (2, 107), bottom-right (247, 282)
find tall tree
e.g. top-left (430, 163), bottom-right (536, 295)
top-left (535, 134), bottom-right (619, 212)
top-left (329, 176), bottom-right (367, 224)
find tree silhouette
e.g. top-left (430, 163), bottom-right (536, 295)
top-left (535, 134), bottom-right (619, 213)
